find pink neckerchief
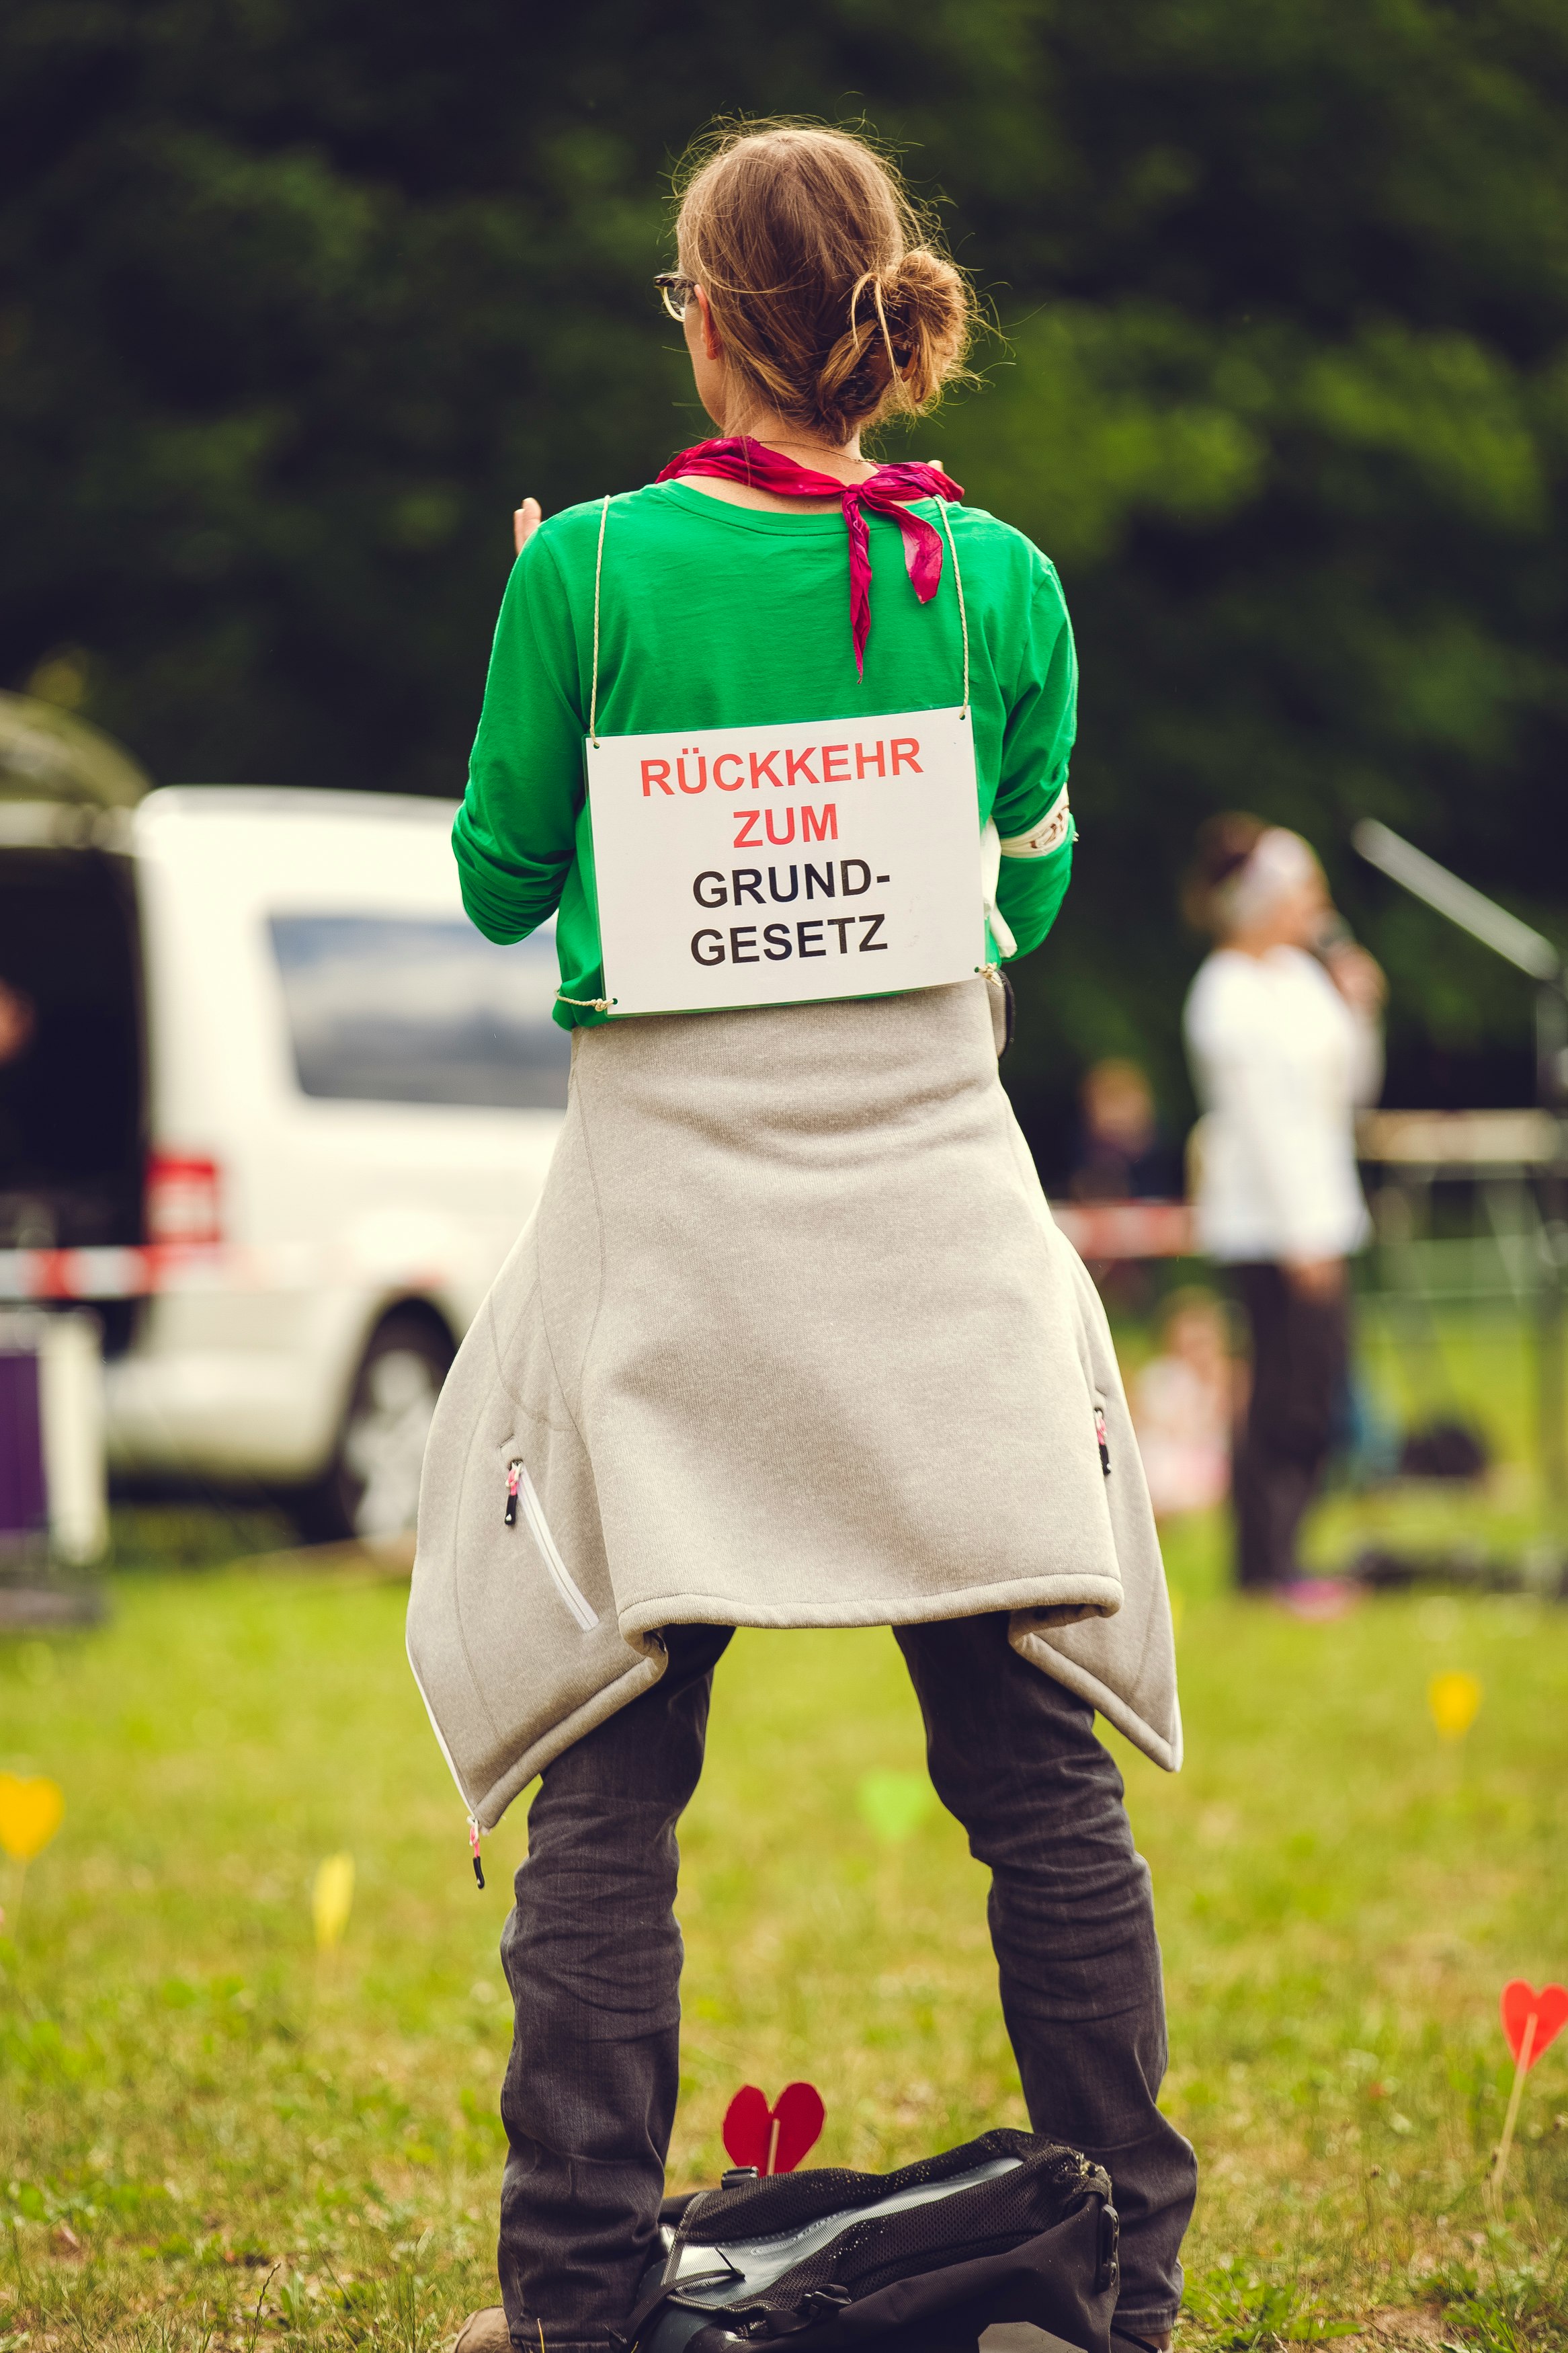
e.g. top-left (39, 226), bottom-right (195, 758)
top-left (655, 436), bottom-right (964, 676)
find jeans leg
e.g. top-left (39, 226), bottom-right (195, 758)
top-left (897, 1616), bottom-right (1196, 2336)
top-left (1235, 1431), bottom-right (1319, 1589)
top-left (1235, 1263), bottom-right (1348, 1585)
top-left (1235, 1263), bottom-right (1288, 1586)
top-left (497, 1625), bottom-right (732, 2353)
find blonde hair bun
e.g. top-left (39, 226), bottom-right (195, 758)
top-left (675, 122), bottom-right (975, 443)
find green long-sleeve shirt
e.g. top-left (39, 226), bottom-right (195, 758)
top-left (455, 481), bottom-right (1077, 1027)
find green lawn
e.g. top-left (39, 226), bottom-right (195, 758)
top-left (1307, 1300), bottom-right (1566, 1586)
top-left (3, 1515), bottom-right (1567, 2353)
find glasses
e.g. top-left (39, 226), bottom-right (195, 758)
top-left (655, 271), bottom-right (698, 322)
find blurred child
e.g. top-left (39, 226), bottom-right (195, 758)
top-left (1069, 1058), bottom-right (1184, 1201)
top-left (1069, 1058), bottom-right (1186, 1312)
top-left (1133, 1288), bottom-right (1237, 1519)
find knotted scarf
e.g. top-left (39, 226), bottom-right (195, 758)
top-left (655, 436), bottom-right (964, 676)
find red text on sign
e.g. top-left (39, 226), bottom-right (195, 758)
top-left (735, 804), bottom-right (837, 848)
top-left (643, 740), bottom-right (919, 799)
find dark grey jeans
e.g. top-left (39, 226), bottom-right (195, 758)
top-left (1233, 1261), bottom-right (1350, 1588)
top-left (498, 1616), bottom-right (1196, 2353)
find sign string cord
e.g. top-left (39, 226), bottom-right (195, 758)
top-left (939, 488), bottom-right (993, 978)
top-left (557, 493), bottom-right (618, 1008)
top-left (589, 491), bottom-right (611, 748)
top-left (939, 498), bottom-right (970, 717)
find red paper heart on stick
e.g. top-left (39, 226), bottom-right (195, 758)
top-left (723, 2081), bottom-right (825, 2177)
top-left (1501, 1980), bottom-right (1568, 2070)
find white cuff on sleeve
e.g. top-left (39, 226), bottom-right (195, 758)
top-left (999, 789), bottom-right (1073, 859)
top-left (980, 820), bottom-right (1018, 960)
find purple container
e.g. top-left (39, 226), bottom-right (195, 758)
top-left (0, 1343), bottom-right (47, 1548)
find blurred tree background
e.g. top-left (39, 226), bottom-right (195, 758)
top-left (2, 0), bottom-right (1565, 1164)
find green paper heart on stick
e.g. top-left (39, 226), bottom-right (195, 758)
top-left (856, 1769), bottom-right (934, 1843)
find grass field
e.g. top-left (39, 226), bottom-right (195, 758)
top-left (3, 1489), bottom-right (1567, 2353)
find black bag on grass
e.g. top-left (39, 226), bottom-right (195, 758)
top-left (622, 2128), bottom-right (1118, 2353)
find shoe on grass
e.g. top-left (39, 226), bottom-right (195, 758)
top-left (454, 2309), bottom-right (511, 2353)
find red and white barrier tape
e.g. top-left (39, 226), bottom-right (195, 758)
top-left (0, 1244), bottom-right (229, 1301)
top-left (1, 1200), bottom-right (1198, 1304)
top-left (1048, 1200), bottom-right (1196, 1261)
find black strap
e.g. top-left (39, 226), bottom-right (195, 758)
top-left (610, 2265), bottom-right (741, 2353)
top-left (644, 2283), bottom-right (848, 2353)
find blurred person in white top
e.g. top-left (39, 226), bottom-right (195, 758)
top-left (1182, 817), bottom-right (1385, 1592)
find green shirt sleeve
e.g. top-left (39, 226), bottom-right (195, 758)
top-left (452, 530), bottom-right (585, 946)
top-left (990, 560), bottom-right (1077, 961)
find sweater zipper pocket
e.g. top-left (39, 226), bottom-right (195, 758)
top-left (504, 1457), bottom-right (600, 1631)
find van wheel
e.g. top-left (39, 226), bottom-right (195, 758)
top-left (296, 1311), bottom-right (454, 1544)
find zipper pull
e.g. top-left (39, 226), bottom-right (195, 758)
top-left (1094, 1408), bottom-right (1110, 1476)
top-left (468, 1815), bottom-right (485, 1891)
top-left (504, 1459), bottom-right (522, 1526)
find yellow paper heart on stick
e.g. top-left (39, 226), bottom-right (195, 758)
top-left (313, 1852), bottom-right (355, 1952)
top-left (1428, 1669), bottom-right (1482, 1742)
top-left (0, 1773), bottom-right (65, 1862)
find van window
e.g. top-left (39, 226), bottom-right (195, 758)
top-left (0, 849), bottom-right (145, 1247)
top-left (269, 916), bottom-right (571, 1110)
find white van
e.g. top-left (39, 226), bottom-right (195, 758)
top-left (0, 695), bottom-right (567, 1540)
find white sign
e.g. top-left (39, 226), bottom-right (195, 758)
top-left (585, 705), bottom-right (984, 1017)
